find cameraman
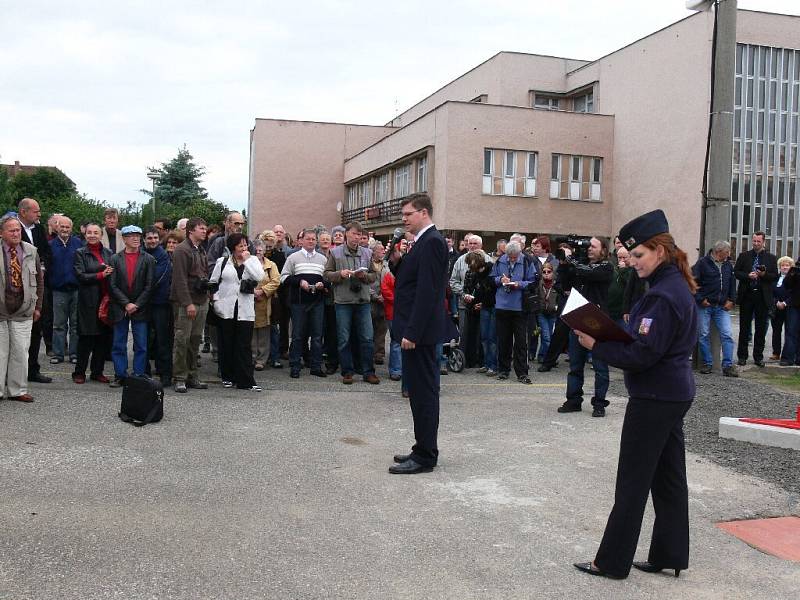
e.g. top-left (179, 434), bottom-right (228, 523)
top-left (557, 236), bottom-right (613, 417)
top-left (324, 221), bottom-right (380, 385)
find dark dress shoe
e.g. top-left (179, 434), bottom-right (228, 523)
top-left (363, 374), bottom-right (380, 384)
top-left (72, 375), bottom-right (86, 384)
top-left (28, 373), bottom-right (52, 383)
top-left (573, 562), bottom-right (625, 580)
top-left (557, 402), bottom-right (581, 413)
top-left (389, 374), bottom-right (401, 381)
top-left (310, 370), bottom-right (327, 378)
top-left (592, 407), bottom-right (606, 417)
top-left (537, 364), bottom-right (553, 373)
top-left (632, 561), bottom-right (681, 577)
top-left (737, 358), bottom-right (747, 366)
top-left (393, 453), bottom-right (411, 463)
top-left (754, 359), bottom-right (766, 367)
top-left (324, 366), bottom-right (338, 375)
top-left (290, 369), bottom-right (300, 379)
top-left (389, 458), bottom-right (433, 474)
top-left (90, 374), bottom-right (110, 384)
top-left (9, 394), bottom-right (34, 402)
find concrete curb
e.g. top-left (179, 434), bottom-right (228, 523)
top-left (719, 417), bottom-right (800, 450)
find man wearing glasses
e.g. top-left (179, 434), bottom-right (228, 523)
top-left (388, 193), bottom-right (454, 475)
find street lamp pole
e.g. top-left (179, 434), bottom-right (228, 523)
top-left (147, 172), bottom-right (158, 225)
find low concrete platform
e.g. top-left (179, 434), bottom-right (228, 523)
top-left (719, 417), bottom-right (800, 450)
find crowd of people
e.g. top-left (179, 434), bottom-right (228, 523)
top-left (0, 195), bottom-right (786, 408)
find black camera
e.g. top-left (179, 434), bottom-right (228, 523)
top-left (553, 234), bottom-right (593, 261)
top-left (240, 279), bottom-right (259, 294)
top-left (757, 265), bottom-right (766, 272)
top-left (194, 277), bottom-right (212, 294)
top-left (349, 277), bottom-right (363, 293)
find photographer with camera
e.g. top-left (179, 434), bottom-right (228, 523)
top-left (170, 217), bottom-right (210, 393)
top-left (324, 221), bottom-right (380, 385)
top-left (281, 229), bottom-right (329, 379)
top-left (209, 233), bottom-right (265, 391)
top-left (733, 231), bottom-right (778, 367)
top-left (556, 236), bottom-right (613, 417)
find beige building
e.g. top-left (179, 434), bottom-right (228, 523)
top-left (249, 9), bottom-right (799, 258)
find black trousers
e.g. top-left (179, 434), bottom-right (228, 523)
top-left (403, 344), bottom-right (440, 467)
top-left (594, 398), bottom-right (692, 578)
top-left (458, 307), bottom-right (481, 367)
top-left (496, 309), bottom-right (528, 377)
top-left (73, 328), bottom-right (112, 378)
top-left (218, 317), bottom-right (256, 388)
top-left (145, 304), bottom-right (173, 384)
top-left (771, 309), bottom-right (786, 356)
top-left (737, 291), bottom-right (769, 361)
top-left (323, 303), bottom-right (338, 369)
top-left (542, 319), bottom-right (570, 367)
top-left (28, 288), bottom-right (51, 376)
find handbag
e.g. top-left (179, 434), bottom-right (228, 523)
top-left (98, 295), bottom-right (113, 326)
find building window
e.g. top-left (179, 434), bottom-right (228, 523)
top-left (394, 163), bottom-right (410, 198)
top-left (533, 95), bottom-right (560, 110)
top-left (573, 91), bottom-right (594, 113)
top-left (482, 148), bottom-right (538, 197)
top-left (417, 156), bottom-right (428, 192)
top-left (550, 153), bottom-right (603, 202)
top-left (375, 172), bottom-right (388, 204)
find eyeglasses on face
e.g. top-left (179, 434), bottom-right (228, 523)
top-left (400, 209), bottom-right (422, 218)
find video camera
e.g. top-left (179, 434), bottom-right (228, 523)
top-left (552, 234), bottom-right (593, 262)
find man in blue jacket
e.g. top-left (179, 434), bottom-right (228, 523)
top-left (48, 216), bottom-right (82, 364)
top-left (692, 240), bottom-right (738, 377)
top-left (144, 227), bottom-right (173, 385)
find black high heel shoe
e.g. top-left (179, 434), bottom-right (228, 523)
top-left (632, 561), bottom-right (681, 577)
top-left (573, 562), bottom-right (626, 580)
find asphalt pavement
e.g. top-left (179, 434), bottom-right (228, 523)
top-left (1, 343), bottom-right (798, 599)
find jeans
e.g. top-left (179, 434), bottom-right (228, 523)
top-left (52, 288), bottom-right (79, 359)
top-left (112, 317), bottom-right (148, 378)
top-left (269, 324), bottom-right (280, 362)
top-left (479, 307), bottom-right (497, 371)
top-left (289, 302), bottom-right (323, 371)
top-left (781, 306), bottom-right (799, 363)
top-left (566, 331), bottom-right (609, 408)
top-left (386, 320), bottom-right (402, 377)
top-left (536, 313), bottom-right (557, 360)
top-left (697, 305), bottom-right (736, 368)
top-left (335, 303), bottom-right (375, 377)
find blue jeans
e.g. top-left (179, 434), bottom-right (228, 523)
top-left (386, 320), bottom-right (402, 377)
top-left (112, 317), bottom-right (148, 378)
top-left (52, 289), bottom-right (78, 359)
top-left (780, 306), bottom-right (799, 363)
top-left (536, 313), bottom-right (557, 360)
top-left (479, 307), bottom-right (497, 371)
top-left (335, 303), bottom-right (375, 377)
top-left (697, 305), bottom-right (736, 368)
top-left (289, 303), bottom-right (323, 371)
top-left (269, 324), bottom-right (280, 362)
top-left (566, 331), bottom-right (609, 408)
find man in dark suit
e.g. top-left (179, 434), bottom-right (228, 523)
top-left (733, 231), bottom-right (778, 367)
top-left (17, 198), bottom-right (53, 384)
top-left (389, 193), bottom-right (451, 475)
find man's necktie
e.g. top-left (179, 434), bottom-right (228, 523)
top-left (9, 246), bottom-right (22, 289)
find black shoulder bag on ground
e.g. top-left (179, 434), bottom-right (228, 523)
top-left (118, 375), bottom-right (164, 427)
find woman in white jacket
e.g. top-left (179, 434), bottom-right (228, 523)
top-left (210, 233), bottom-right (265, 391)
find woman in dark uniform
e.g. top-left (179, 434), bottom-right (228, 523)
top-left (572, 210), bottom-right (698, 580)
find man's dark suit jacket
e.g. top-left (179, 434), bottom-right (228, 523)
top-left (20, 221), bottom-right (53, 272)
top-left (733, 249), bottom-right (778, 306)
top-left (391, 225), bottom-right (451, 346)
top-left (107, 251), bottom-right (156, 323)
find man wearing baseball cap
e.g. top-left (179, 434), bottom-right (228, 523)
top-left (106, 225), bottom-right (155, 387)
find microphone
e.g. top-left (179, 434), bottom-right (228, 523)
top-left (392, 227), bottom-right (403, 242)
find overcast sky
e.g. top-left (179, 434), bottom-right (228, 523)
top-left (1, 0), bottom-right (798, 212)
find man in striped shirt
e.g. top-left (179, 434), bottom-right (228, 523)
top-left (280, 229), bottom-right (328, 379)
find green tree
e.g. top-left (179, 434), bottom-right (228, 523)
top-left (142, 145), bottom-right (208, 207)
top-left (8, 167), bottom-right (76, 204)
top-left (0, 165), bottom-right (13, 208)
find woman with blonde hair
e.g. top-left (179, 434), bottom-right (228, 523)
top-left (772, 255), bottom-right (797, 364)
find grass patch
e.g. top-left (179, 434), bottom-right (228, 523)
top-left (747, 369), bottom-right (800, 394)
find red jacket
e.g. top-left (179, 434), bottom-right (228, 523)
top-left (381, 271), bottom-right (395, 321)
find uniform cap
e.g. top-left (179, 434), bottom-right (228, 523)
top-left (618, 210), bottom-right (669, 251)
